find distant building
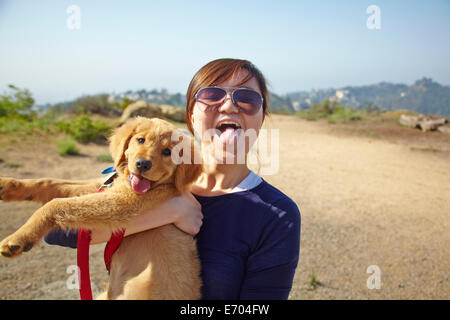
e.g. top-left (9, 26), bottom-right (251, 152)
top-left (335, 89), bottom-right (349, 100)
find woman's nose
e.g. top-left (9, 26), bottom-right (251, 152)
top-left (218, 94), bottom-right (239, 114)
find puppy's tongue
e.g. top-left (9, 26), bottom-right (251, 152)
top-left (129, 174), bottom-right (151, 194)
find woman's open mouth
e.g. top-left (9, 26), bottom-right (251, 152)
top-left (215, 121), bottom-right (243, 145)
top-left (216, 121), bottom-right (242, 133)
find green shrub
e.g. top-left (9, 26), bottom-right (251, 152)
top-left (0, 117), bottom-right (25, 133)
top-left (111, 97), bottom-right (135, 111)
top-left (296, 110), bottom-right (319, 121)
top-left (0, 84), bottom-right (35, 118)
top-left (57, 137), bottom-right (80, 156)
top-left (70, 94), bottom-right (121, 116)
top-left (306, 270), bottom-right (321, 290)
top-left (56, 113), bottom-right (112, 143)
top-left (0, 115), bottom-right (56, 134)
top-left (328, 106), bottom-right (363, 122)
top-left (5, 162), bottom-right (22, 168)
top-left (0, 86), bottom-right (113, 141)
top-left (0, 84), bottom-right (57, 135)
top-left (96, 153), bottom-right (113, 162)
top-left (297, 99), bottom-right (365, 123)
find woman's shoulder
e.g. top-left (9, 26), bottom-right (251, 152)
top-left (250, 180), bottom-right (301, 251)
top-left (238, 179), bottom-right (301, 233)
top-left (252, 179), bottom-right (300, 214)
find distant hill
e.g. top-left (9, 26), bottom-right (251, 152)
top-left (108, 88), bottom-right (186, 107)
top-left (285, 78), bottom-right (450, 116)
top-left (42, 89), bottom-right (186, 116)
top-left (41, 78), bottom-right (450, 117)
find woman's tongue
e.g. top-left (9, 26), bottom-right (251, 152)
top-left (130, 174), bottom-right (151, 194)
top-left (219, 127), bottom-right (240, 145)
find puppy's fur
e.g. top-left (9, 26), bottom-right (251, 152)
top-left (0, 117), bottom-right (202, 299)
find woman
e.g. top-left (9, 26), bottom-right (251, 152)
top-left (45, 58), bottom-right (301, 299)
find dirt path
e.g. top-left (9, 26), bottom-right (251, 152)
top-left (261, 115), bottom-right (450, 299)
top-left (1, 115), bottom-right (449, 299)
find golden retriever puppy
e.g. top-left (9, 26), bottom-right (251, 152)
top-left (0, 117), bottom-right (202, 299)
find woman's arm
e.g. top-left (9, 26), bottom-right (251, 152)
top-left (90, 192), bottom-right (203, 244)
top-left (239, 198), bottom-right (301, 300)
top-left (45, 192), bottom-right (203, 246)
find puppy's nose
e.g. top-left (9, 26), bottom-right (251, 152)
top-left (135, 158), bottom-right (152, 172)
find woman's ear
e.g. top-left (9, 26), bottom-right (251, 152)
top-left (109, 117), bottom-right (142, 173)
top-left (174, 136), bottom-right (202, 193)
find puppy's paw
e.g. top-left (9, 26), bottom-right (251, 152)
top-left (0, 177), bottom-right (27, 202)
top-left (0, 230), bottom-right (38, 258)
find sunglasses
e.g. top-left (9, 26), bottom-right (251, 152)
top-left (195, 86), bottom-right (264, 115)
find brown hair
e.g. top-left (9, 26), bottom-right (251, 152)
top-left (185, 58), bottom-right (269, 134)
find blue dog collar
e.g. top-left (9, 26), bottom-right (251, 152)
top-left (101, 166), bottom-right (116, 174)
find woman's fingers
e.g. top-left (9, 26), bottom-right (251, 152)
top-left (172, 193), bottom-right (203, 235)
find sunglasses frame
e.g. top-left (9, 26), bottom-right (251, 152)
top-left (195, 86), bottom-right (264, 115)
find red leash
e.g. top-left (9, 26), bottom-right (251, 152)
top-left (76, 179), bottom-right (125, 300)
top-left (104, 229), bottom-right (125, 273)
top-left (77, 228), bottom-right (125, 300)
top-left (77, 228), bottom-right (93, 300)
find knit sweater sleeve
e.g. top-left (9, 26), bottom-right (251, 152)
top-left (44, 228), bottom-right (79, 249)
top-left (239, 197), bottom-right (301, 300)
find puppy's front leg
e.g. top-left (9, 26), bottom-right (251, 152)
top-left (0, 201), bottom-right (55, 257)
top-left (0, 187), bottom-right (171, 258)
top-left (0, 177), bottom-right (103, 204)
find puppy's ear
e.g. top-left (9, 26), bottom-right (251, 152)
top-left (174, 136), bottom-right (202, 193)
top-left (109, 117), bottom-right (142, 173)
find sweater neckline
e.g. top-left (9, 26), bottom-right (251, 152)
top-left (193, 173), bottom-right (265, 200)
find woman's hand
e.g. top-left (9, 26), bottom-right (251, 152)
top-left (168, 192), bottom-right (203, 236)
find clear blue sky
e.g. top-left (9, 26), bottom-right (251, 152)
top-left (1, 0), bottom-right (449, 105)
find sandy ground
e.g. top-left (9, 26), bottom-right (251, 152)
top-left (0, 114), bottom-right (449, 299)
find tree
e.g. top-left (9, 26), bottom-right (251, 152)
top-left (0, 84), bottom-right (35, 118)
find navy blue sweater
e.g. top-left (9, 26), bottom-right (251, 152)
top-left (45, 179), bottom-right (301, 299)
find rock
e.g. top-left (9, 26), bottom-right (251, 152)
top-left (120, 100), bottom-right (163, 124)
top-left (399, 114), bottom-right (447, 132)
top-left (418, 118), bottom-right (447, 132)
top-left (437, 125), bottom-right (450, 134)
top-left (399, 115), bottom-right (420, 128)
top-left (23, 282), bottom-right (32, 290)
top-left (120, 101), bottom-right (186, 124)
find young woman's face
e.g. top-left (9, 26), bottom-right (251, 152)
top-left (190, 70), bottom-right (264, 161)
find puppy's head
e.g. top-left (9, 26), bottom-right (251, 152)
top-left (109, 117), bottom-right (202, 194)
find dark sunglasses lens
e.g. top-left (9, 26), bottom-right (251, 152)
top-left (196, 87), bottom-right (226, 104)
top-left (233, 89), bottom-right (263, 115)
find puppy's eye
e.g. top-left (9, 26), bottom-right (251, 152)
top-left (137, 138), bottom-right (145, 144)
top-left (162, 148), bottom-right (171, 156)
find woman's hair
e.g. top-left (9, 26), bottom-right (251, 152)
top-left (185, 58), bottom-right (269, 134)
